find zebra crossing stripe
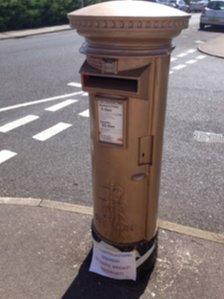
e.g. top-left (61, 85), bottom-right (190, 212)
top-left (0, 92), bottom-right (83, 113)
top-left (78, 109), bottom-right (89, 118)
top-left (45, 99), bottom-right (78, 112)
top-left (0, 150), bottom-right (17, 165)
top-left (186, 59), bottom-right (197, 64)
top-left (195, 55), bottom-right (206, 60)
top-left (172, 64), bottom-right (186, 71)
top-left (0, 115), bottom-right (39, 133)
top-left (32, 122), bottom-right (72, 141)
top-left (67, 82), bottom-right (82, 88)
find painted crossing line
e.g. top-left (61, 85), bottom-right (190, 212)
top-left (78, 109), bottom-right (89, 118)
top-left (0, 115), bottom-right (39, 133)
top-left (45, 99), bottom-right (78, 112)
top-left (195, 40), bottom-right (205, 44)
top-left (195, 55), bottom-right (206, 60)
top-left (33, 122), bottom-right (72, 141)
top-left (81, 92), bottom-right (88, 97)
top-left (0, 91), bottom-right (83, 113)
top-left (172, 48), bottom-right (197, 62)
top-left (186, 49), bottom-right (197, 54)
top-left (0, 150), bottom-right (17, 165)
top-left (186, 59), bottom-right (197, 64)
top-left (170, 52), bottom-right (207, 74)
top-left (172, 64), bottom-right (186, 71)
top-left (67, 82), bottom-right (82, 88)
top-left (177, 52), bottom-right (188, 58)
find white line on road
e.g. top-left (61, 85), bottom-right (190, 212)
top-left (33, 122), bottom-right (72, 141)
top-left (177, 52), bottom-right (188, 58)
top-left (45, 99), bottom-right (78, 112)
top-left (172, 64), bottom-right (186, 71)
top-left (81, 92), bottom-right (88, 97)
top-left (78, 109), bottom-right (89, 118)
top-left (195, 55), bottom-right (206, 60)
top-left (0, 92), bottom-right (83, 113)
top-left (171, 48), bottom-right (197, 62)
top-left (186, 59), bottom-right (197, 64)
top-left (67, 82), bottom-right (82, 88)
top-left (195, 40), bottom-right (205, 44)
top-left (0, 115), bottom-right (39, 133)
top-left (0, 150), bottom-right (17, 165)
top-left (186, 49), bottom-right (197, 54)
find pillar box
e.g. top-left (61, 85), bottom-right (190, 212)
top-left (69, 1), bottom-right (189, 281)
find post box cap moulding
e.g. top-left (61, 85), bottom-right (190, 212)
top-left (68, 0), bottom-right (190, 40)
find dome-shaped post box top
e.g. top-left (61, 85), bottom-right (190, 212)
top-left (68, 0), bottom-right (190, 55)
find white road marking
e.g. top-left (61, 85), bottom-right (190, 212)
top-left (186, 59), bottom-right (197, 64)
top-left (45, 99), bottom-right (78, 112)
top-left (0, 115), bottom-right (39, 133)
top-left (81, 92), bottom-right (88, 97)
top-left (172, 64), bottom-right (186, 71)
top-left (195, 40), bottom-right (205, 44)
top-left (79, 109), bottom-right (89, 118)
top-left (33, 122), bottom-right (72, 141)
top-left (0, 91), bottom-right (83, 113)
top-left (67, 82), bottom-right (82, 88)
top-left (193, 131), bottom-right (224, 143)
top-left (172, 48), bottom-right (197, 62)
top-left (195, 55), bottom-right (206, 60)
top-left (177, 52), bottom-right (188, 58)
top-left (0, 150), bottom-right (17, 165)
top-left (186, 49), bottom-right (197, 54)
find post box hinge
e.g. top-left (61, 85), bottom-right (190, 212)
top-left (139, 135), bottom-right (154, 165)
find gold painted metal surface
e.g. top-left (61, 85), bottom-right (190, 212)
top-left (69, 1), bottom-right (189, 245)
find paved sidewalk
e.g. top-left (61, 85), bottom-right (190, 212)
top-left (0, 24), bottom-right (70, 40)
top-left (198, 35), bottom-right (224, 58)
top-left (0, 199), bottom-right (224, 299)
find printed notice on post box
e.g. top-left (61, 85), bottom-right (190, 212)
top-left (98, 100), bottom-right (123, 145)
top-left (89, 241), bottom-right (136, 280)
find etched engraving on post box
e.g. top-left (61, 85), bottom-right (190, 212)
top-left (95, 182), bottom-right (134, 240)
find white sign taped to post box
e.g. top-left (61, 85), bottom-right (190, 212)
top-left (97, 99), bottom-right (123, 145)
top-left (89, 240), bottom-right (137, 280)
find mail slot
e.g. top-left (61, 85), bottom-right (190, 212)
top-left (83, 74), bottom-right (138, 92)
top-left (69, 0), bottom-right (190, 281)
top-left (80, 61), bottom-right (150, 99)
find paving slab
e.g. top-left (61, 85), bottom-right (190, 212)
top-left (0, 204), bottom-right (223, 299)
top-left (198, 35), bottom-right (224, 58)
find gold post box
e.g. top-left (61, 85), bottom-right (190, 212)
top-left (69, 1), bottom-right (189, 280)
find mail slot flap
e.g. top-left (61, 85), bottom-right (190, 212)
top-left (80, 61), bottom-right (150, 99)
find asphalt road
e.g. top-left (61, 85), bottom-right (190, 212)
top-left (0, 14), bottom-right (223, 234)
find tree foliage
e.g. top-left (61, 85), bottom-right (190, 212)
top-left (0, 0), bottom-right (102, 32)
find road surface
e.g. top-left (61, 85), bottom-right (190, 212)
top-left (0, 14), bottom-right (223, 233)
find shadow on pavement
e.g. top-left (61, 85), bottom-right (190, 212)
top-left (62, 250), bottom-right (153, 299)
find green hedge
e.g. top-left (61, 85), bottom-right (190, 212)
top-left (0, 0), bottom-right (102, 32)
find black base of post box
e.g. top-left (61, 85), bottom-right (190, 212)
top-left (91, 226), bottom-right (158, 282)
